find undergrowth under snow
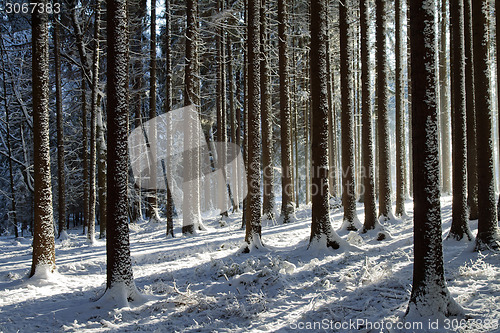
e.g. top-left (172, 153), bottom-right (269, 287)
top-left (0, 196), bottom-right (499, 332)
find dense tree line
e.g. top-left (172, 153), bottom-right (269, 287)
top-left (0, 0), bottom-right (499, 315)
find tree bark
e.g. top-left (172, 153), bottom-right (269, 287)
top-left (308, 0), bottom-right (342, 250)
top-left (406, 0), bottom-right (463, 317)
top-left (30, 0), bottom-right (55, 277)
top-left (376, 0), bottom-right (392, 219)
top-left (339, 0), bottom-right (359, 230)
top-left (278, 0), bottom-right (295, 223)
top-left (448, 0), bottom-right (472, 241)
top-left (243, 0), bottom-right (263, 251)
top-left (472, 0), bottom-right (500, 250)
top-left (360, 0), bottom-right (377, 231)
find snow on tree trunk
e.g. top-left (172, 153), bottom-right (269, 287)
top-left (30, 0), bottom-right (55, 277)
top-left (339, 0), bottom-right (361, 231)
top-left (406, 0), bottom-right (463, 320)
top-left (183, 0), bottom-right (202, 235)
top-left (104, 0), bottom-right (139, 304)
top-left (54, 18), bottom-right (67, 239)
top-left (360, 0), bottom-right (378, 232)
top-left (448, 0), bottom-right (472, 241)
top-left (147, 0), bottom-right (158, 222)
top-left (278, 0), bottom-right (295, 224)
top-left (472, 0), bottom-right (500, 251)
top-left (439, 0), bottom-right (452, 195)
top-left (376, 0), bottom-right (392, 220)
top-left (394, 0), bottom-right (407, 218)
top-left (464, 0), bottom-right (478, 221)
top-left (88, 0), bottom-right (101, 245)
top-left (308, 0), bottom-right (345, 251)
top-left (243, 0), bottom-right (263, 252)
top-left (261, 0), bottom-right (274, 221)
top-left (165, 0), bottom-right (175, 237)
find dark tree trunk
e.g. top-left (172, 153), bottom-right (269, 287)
top-left (406, 0), bottom-right (463, 317)
top-left (105, 0), bottom-right (138, 303)
top-left (464, 0), bottom-right (478, 221)
top-left (278, 0), bottom-right (295, 223)
top-left (243, 0), bottom-right (263, 251)
top-left (88, 0), bottom-right (101, 244)
top-left (308, 0), bottom-right (341, 250)
top-left (360, 0), bottom-right (377, 231)
top-left (472, 0), bottom-right (500, 251)
top-left (261, 0), bottom-right (274, 220)
top-left (97, 99), bottom-right (107, 239)
top-left (146, 0), bottom-right (158, 221)
top-left (376, 0), bottom-right (392, 220)
top-left (394, 0), bottom-right (406, 217)
top-left (54, 18), bottom-right (67, 239)
top-left (30, 0), bottom-right (55, 277)
top-left (440, 0), bottom-right (452, 195)
top-left (183, 0), bottom-right (201, 235)
top-left (339, 0), bottom-right (359, 231)
top-left (165, 0), bottom-right (175, 237)
top-left (448, 0), bottom-right (472, 241)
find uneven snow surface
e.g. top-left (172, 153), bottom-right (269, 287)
top-left (0, 197), bottom-right (499, 332)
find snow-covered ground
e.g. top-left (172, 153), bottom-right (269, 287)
top-left (0, 196), bottom-right (499, 332)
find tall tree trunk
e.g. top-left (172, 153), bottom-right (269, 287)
top-left (104, 0), bottom-right (139, 304)
top-left (308, 0), bottom-right (343, 250)
top-left (440, 0), bottom-right (452, 194)
top-left (146, 0), bottom-right (158, 221)
top-left (339, 0), bottom-right (359, 231)
top-left (473, 0), bottom-right (500, 251)
top-left (54, 18), bottom-right (67, 239)
top-left (261, 0), bottom-right (274, 219)
top-left (278, 0), bottom-right (295, 223)
top-left (165, 0), bottom-right (175, 237)
top-left (30, 0), bottom-right (55, 277)
top-left (376, 0), bottom-right (392, 219)
top-left (394, 0), bottom-right (406, 217)
top-left (97, 99), bottom-right (107, 239)
top-left (448, 0), bottom-right (471, 241)
top-left (406, 0), bottom-right (463, 317)
top-left (496, 0), bottom-right (500, 220)
top-left (464, 0), bottom-right (478, 220)
top-left (88, 0), bottom-right (101, 244)
top-left (0, 39), bottom-right (18, 238)
top-left (183, 0), bottom-right (201, 235)
top-left (360, 0), bottom-right (377, 231)
top-left (243, 0), bottom-right (263, 250)
top-left (82, 78), bottom-right (89, 235)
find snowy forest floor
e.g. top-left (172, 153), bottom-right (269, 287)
top-left (0, 196), bottom-right (499, 332)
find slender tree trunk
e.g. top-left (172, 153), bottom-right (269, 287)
top-left (30, 0), bottom-right (55, 277)
top-left (339, 0), bottom-right (359, 230)
top-left (406, 0), bottom-right (463, 317)
top-left (278, 0), bottom-right (295, 223)
top-left (146, 0), bottom-right (158, 221)
top-left (88, 0), bottom-right (101, 244)
top-left (105, 0), bottom-right (138, 304)
top-left (82, 77), bottom-right (89, 235)
top-left (360, 0), bottom-right (377, 231)
top-left (394, 0), bottom-right (406, 217)
top-left (183, 0), bottom-right (201, 235)
top-left (309, 0), bottom-right (342, 250)
top-left (406, 3), bottom-right (413, 198)
top-left (260, 0), bottom-right (274, 219)
top-left (376, 0), bottom-right (392, 219)
top-left (243, 0), bottom-right (263, 251)
top-left (472, 0), bottom-right (500, 251)
top-left (165, 0), bottom-right (174, 237)
top-left (464, 0), bottom-right (478, 220)
top-left (0, 39), bottom-right (18, 238)
top-left (440, 0), bottom-right (452, 195)
top-left (448, 0), bottom-right (471, 241)
top-left (97, 99), bottom-right (107, 239)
